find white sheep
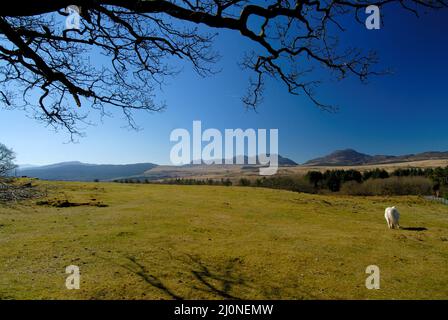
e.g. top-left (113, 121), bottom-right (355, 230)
top-left (385, 206), bottom-right (400, 229)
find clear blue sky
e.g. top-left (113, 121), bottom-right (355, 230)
top-left (0, 5), bottom-right (447, 165)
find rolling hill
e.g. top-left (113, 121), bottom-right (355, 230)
top-left (304, 149), bottom-right (448, 166)
top-left (13, 150), bottom-right (448, 182)
top-left (186, 155), bottom-right (297, 166)
top-left (17, 161), bottom-right (157, 181)
top-left (15, 155), bottom-right (297, 182)
top-left (1, 180), bottom-right (447, 299)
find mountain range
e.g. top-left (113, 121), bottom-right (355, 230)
top-left (304, 149), bottom-right (448, 166)
top-left (15, 155), bottom-right (296, 181)
top-left (187, 155), bottom-right (298, 166)
top-left (14, 150), bottom-right (448, 181)
top-left (16, 162), bottom-right (157, 181)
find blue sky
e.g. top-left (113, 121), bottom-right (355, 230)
top-left (0, 5), bottom-right (447, 165)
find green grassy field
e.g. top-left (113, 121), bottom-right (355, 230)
top-left (0, 180), bottom-right (447, 299)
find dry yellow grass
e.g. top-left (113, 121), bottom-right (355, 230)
top-left (286, 159), bottom-right (448, 174)
top-left (141, 160), bottom-right (448, 181)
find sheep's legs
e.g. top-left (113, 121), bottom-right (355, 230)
top-left (386, 218), bottom-right (392, 229)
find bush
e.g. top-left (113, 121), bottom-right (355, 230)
top-left (340, 181), bottom-right (365, 195)
top-left (363, 168), bottom-right (389, 180)
top-left (340, 176), bottom-right (433, 196)
top-left (440, 185), bottom-right (448, 199)
top-left (239, 178), bottom-right (251, 186)
top-left (221, 178), bottom-right (233, 186)
top-left (306, 171), bottom-right (324, 188)
top-left (255, 176), bottom-right (315, 193)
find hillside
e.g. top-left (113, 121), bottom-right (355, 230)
top-left (17, 162), bottom-right (157, 181)
top-left (186, 155), bottom-right (297, 166)
top-left (304, 149), bottom-right (448, 166)
top-left (15, 155), bottom-right (296, 182)
top-left (139, 154), bottom-right (298, 181)
top-left (1, 180), bottom-right (447, 299)
top-left (13, 150), bottom-right (448, 182)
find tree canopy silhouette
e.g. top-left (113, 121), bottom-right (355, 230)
top-left (0, 0), bottom-right (446, 136)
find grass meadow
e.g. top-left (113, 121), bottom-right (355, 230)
top-left (0, 180), bottom-right (447, 299)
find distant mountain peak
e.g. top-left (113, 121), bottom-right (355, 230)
top-left (304, 149), bottom-right (372, 166)
top-left (304, 149), bottom-right (448, 166)
top-left (333, 148), bottom-right (364, 154)
top-left (17, 162), bottom-right (157, 181)
top-left (188, 154), bottom-right (297, 166)
top-left (45, 161), bottom-right (85, 167)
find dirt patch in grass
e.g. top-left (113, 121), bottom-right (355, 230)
top-left (36, 199), bottom-right (108, 208)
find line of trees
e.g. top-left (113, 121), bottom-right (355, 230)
top-left (305, 167), bottom-right (448, 193)
top-left (114, 178), bottom-right (234, 186)
top-left (113, 166), bottom-right (448, 197)
top-left (243, 167), bottom-right (448, 197)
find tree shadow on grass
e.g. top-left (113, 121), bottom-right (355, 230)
top-left (122, 256), bottom-right (183, 300)
top-left (186, 254), bottom-right (247, 300)
top-left (401, 226), bottom-right (428, 231)
top-left (101, 253), bottom-right (248, 299)
top-left (88, 253), bottom-right (183, 299)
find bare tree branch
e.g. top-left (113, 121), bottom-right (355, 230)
top-left (0, 1), bottom-right (446, 135)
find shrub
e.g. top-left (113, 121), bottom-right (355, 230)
top-left (363, 168), bottom-right (389, 180)
top-left (221, 178), bottom-right (233, 186)
top-left (440, 185), bottom-right (448, 199)
top-left (340, 181), bottom-right (366, 195)
top-left (306, 171), bottom-right (324, 188)
top-left (340, 176), bottom-right (433, 196)
top-left (239, 178), bottom-right (251, 186)
top-left (255, 176), bottom-right (315, 193)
